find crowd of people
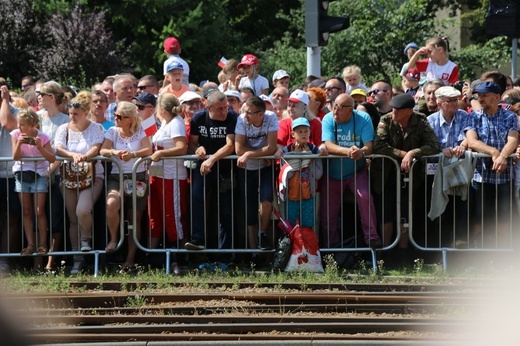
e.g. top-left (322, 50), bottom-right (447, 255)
top-left (1, 35), bottom-right (520, 274)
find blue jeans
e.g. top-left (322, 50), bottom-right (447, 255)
top-left (238, 167), bottom-right (274, 226)
top-left (190, 162), bottom-right (233, 250)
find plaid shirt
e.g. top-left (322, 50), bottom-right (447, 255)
top-left (428, 109), bottom-right (468, 149)
top-left (465, 107), bottom-right (519, 184)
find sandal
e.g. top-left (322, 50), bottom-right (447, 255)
top-left (21, 245), bottom-right (35, 256)
top-left (37, 245), bottom-right (48, 254)
top-left (105, 242), bottom-right (117, 253)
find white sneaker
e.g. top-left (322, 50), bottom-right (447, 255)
top-left (80, 240), bottom-right (92, 252)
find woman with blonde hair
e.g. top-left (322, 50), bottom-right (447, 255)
top-left (38, 81), bottom-right (70, 270)
top-left (100, 101), bottom-right (152, 270)
top-left (55, 91), bottom-right (105, 274)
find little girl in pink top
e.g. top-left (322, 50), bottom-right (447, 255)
top-left (11, 108), bottom-right (55, 256)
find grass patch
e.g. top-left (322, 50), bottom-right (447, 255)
top-left (0, 254), bottom-right (471, 294)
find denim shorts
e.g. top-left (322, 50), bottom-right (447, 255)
top-left (15, 175), bottom-right (49, 193)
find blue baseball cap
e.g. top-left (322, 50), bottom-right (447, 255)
top-left (403, 42), bottom-right (419, 55)
top-left (166, 61), bottom-right (184, 73)
top-left (292, 117), bottom-right (310, 130)
top-left (474, 81), bottom-right (501, 95)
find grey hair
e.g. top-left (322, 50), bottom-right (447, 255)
top-left (423, 78), bottom-right (444, 90)
top-left (207, 91), bottom-right (226, 106)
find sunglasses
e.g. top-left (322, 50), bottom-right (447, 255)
top-left (39, 92), bottom-right (50, 97)
top-left (368, 89), bottom-right (389, 96)
top-left (136, 104), bottom-right (154, 111)
top-left (115, 113), bottom-right (131, 120)
top-left (137, 85), bottom-right (153, 90)
top-left (67, 102), bottom-right (83, 109)
top-left (324, 86), bottom-right (341, 92)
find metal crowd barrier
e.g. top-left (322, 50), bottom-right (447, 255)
top-left (1, 153), bottom-right (518, 274)
top-left (0, 156), bottom-right (124, 277)
top-left (131, 154), bottom-right (403, 272)
top-left (408, 153), bottom-right (516, 270)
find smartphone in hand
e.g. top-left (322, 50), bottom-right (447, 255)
top-left (25, 137), bottom-right (36, 145)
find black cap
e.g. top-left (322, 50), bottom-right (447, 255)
top-left (308, 78), bottom-right (326, 89)
top-left (133, 92), bottom-right (157, 107)
top-left (203, 87), bottom-right (219, 99)
top-left (389, 93), bottom-right (415, 109)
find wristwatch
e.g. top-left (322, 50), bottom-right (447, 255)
top-left (132, 152), bottom-right (137, 158)
top-left (362, 150), bottom-right (366, 157)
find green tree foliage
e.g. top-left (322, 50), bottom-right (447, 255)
top-left (31, 4), bottom-right (123, 87)
top-left (88, 0), bottom-right (300, 84)
top-left (450, 0), bottom-right (512, 80)
top-left (261, 5), bottom-right (307, 88)
top-left (0, 0), bottom-right (38, 87)
top-left (261, 0), bottom-right (511, 86)
top-left (1, 0), bottom-right (512, 89)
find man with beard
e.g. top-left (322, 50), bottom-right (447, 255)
top-left (369, 80), bottom-right (393, 117)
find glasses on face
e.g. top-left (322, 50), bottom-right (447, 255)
top-left (114, 113), bottom-right (131, 120)
top-left (324, 86), bottom-right (341, 92)
top-left (442, 99), bottom-right (459, 105)
top-left (136, 104), bottom-right (154, 111)
top-left (184, 100), bottom-right (201, 106)
top-left (137, 85), bottom-right (154, 90)
top-left (245, 110), bottom-right (262, 116)
top-left (38, 92), bottom-right (49, 98)
top-left (368, 89), bottom-right (389, 96)
top-left (333, 103), bottom-right (353, 110)
top-left (92, 99), bottom-right (107, 104)
top-left (21, 84), bottom-right (32, 90)
top-left (67, 102), bottom-right (82, 109)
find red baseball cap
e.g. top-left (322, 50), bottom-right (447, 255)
top-left (237, 54), bottom-right (258, 69)
top-left (164, 37), bottom-right (180, 52)
top-left (405, 68), bottom-right (420, 81)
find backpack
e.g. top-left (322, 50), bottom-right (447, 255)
top-left (287, 167), bottom-right (311, 201)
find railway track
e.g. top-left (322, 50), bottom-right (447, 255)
top-left (0, 281), bottom-right (486, 344)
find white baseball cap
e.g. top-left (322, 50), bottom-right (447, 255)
top-left (287, 89), bottom-right (309, 105)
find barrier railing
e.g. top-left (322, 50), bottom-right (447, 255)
top-left (0, 156), bottom-right (125, 277)
top-left (131, 154), bottom-right (403, 272)
top-left (1, 152), bottom-right (517, 274)
top-left (408, 153), bottom-right (516, 270)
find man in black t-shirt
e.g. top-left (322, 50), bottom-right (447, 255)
top-left (185, 91), bottom-right (238, 255)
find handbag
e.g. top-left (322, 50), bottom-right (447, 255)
top-left (123, 172), bottom-right (148, 198)
top-left (123, 179), bottom-right (147, 198)
top-left (60, 161), bottom-right (95, 190)
top-left (59, 124), bottom-right (95, 190)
